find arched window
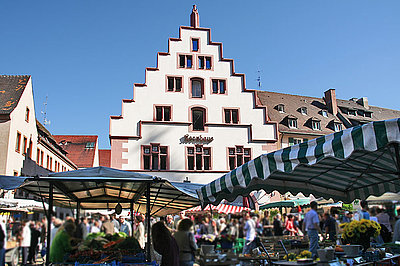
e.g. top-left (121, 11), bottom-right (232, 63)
top-left (191, 78), bottom-right (203, 98)
top-left (192, 107), bottom-right (206, 131)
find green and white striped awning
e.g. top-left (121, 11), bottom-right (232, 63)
top-left (198, 118), bottom-right (400, 206)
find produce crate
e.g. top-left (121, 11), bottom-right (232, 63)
top-left (74, 261), bottom-right (118, 266)
top-left (118, 262), bottom-right (158, 266)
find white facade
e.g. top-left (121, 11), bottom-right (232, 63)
top-left (0, 76), bottom-right (76, 180)
top-left (110, 8), bottom-right (277, 184)
top-left (0, 77), bottom-right (37, 176)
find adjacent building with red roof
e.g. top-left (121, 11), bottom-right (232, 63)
top-left (53, 135), bottom-right (99, 168)
top-left (99, 149), bottom-right (111, 168)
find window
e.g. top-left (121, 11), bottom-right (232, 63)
top-left (36, 149), bottom-right (40, 164)
top-left (312, 120), bottom-right (321, 130)
top-left (25, 107), bottom-right (30, 122)
top-left (364, 112), bottom-right (372, 118)
top-left (224, 109), bottom-right (239, 124)
top-left (288, 118), bottom-right (297, 128)
top-left (348, 109), bottom-right (356, 116)
top-left (300, 107), bottom-right (307, 115)
top-left (191, 78), bottom-right (203, 98)
top-left (167, 76), bottom-right (182, 92)
top-left (28, 139), bottom-right (33, 158)
top-left (277, 104), bottom-right (285, 113)
top-left (46, 155), bottom-right (50, 170)
top-left (192, 38), bottom-right (199, 52)
top-left (179, 54), bottom-right (192, 68)
top-left (187, 146), bottom-right (211, 170)
top-left (142, 144), bottom-right (168, 170)
top-left (155, 106), bottom-right (171, 121)
top-left (198, 56), bottom-right (212, 69)
top-left (321, 110), bottom-right (328, 117)
top-left (192, 108), bottom-right (205, 131)
top-left (22, 136), bottom-right (27, 155)
top-left (55, 161), bottom-right (58, 172)
top-left (334, 122), bottom-right (343, 132)
top-left (288, 138), bottom-right (305, 146)
top-left (212, 79), bottom-right (226, 94)
top-left (228, 146), bottom-right (251, 170)
top-left (40, 151), bottom-right (44, 166)
top-left (15, 132), bottom-right (21, 153)
top-left (49, 157), bottom-right (53, 171)
top-left (86, 142), bottom-right (95, 149)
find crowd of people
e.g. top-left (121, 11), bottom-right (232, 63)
top-left (1, 200), bottom-right (399, 266)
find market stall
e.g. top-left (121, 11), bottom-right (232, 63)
top-left (186, 203), bottom-right (250, 214)
top-left (260, 198), bottom-right (310, 210)
top-left (198, 118), bottom-right (400, 206)
top-left (197, 118), bottom-right (400, 265)
top-left (0, 166), bottom-right (201, 265)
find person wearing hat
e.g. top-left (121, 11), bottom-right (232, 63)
top-left (119, 216), bottom-right (132, 236)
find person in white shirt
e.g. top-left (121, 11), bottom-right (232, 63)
top-left (242, 212), bottom-right (256, 255)
top-left (20, 221), bottom-right (32, 266)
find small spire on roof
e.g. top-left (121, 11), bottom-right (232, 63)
top-left (190, 5), bottom-right (199, 28)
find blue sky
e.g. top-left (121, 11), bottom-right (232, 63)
top-left (1, 0), bottom-right (399, 149)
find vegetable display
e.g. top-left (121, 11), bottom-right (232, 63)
top-left (68, 233), bottom-right (143, 264)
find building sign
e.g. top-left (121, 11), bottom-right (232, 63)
top-left (181, 134), bottom-right (214, 144)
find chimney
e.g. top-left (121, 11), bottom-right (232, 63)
top-left (357, 97), bottom-right (369, 109)
top-left (190, 5), bottom-right (199, 28)
top-left (324, 88), bottom-right (338, 115)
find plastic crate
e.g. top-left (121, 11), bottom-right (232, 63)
top-left (121, 253), bottom-right (146, 263)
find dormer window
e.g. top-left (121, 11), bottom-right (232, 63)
top-left (86, 142), bottom-right (95, 149)
top-left (348, 109), bottom-right (356, 116)
top-left (321, 110), bottom-right (328, 117)
top-left (334, 122), bottom-right (343, 132)
top-left (299, 107), bottom-right (307, 115)
top-left (277, 104), bottom-right (285, 113)
top-left (312, 120), bottom-right (321, 130)
top-left (288, 118), bottom-right (297, 128)
top-left (364, 112), bottom-right (372, 118)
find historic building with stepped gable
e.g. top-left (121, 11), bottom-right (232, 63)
top-left (109, 6), bottom-right (278, 184)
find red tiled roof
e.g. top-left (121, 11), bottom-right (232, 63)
top-left (99, 149), bottom-right (111, 168)
top-left (0, 75), bottom-right (30, 114)
top-left (53, 135), bottom-right (98, 168)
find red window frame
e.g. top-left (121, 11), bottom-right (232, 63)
top-left (166, 76), bottom-right (183, 92)
top-left (15, 132), bottom-right (21, 153)
top-left (187, 145), bottom-right (211, 171)
top-left (224, 109), bottom-right (239, 124)
top-left (142, 144), bottom-right (169, 170)
top-left (212, 79), bottom-right (226, 94)
top-left (154, 106), bottom-right (172, 122)
top-left (228, 146), bottom-right (251, 170)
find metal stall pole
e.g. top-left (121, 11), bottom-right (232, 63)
top-left (146, 182), bottom-right (151, 262)
top-left (76, 200), bottom-right (81, 224)
top-left (46, 182), bottom-right (53, 266)
top-left (130, 201), bottom-right (134, 237)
